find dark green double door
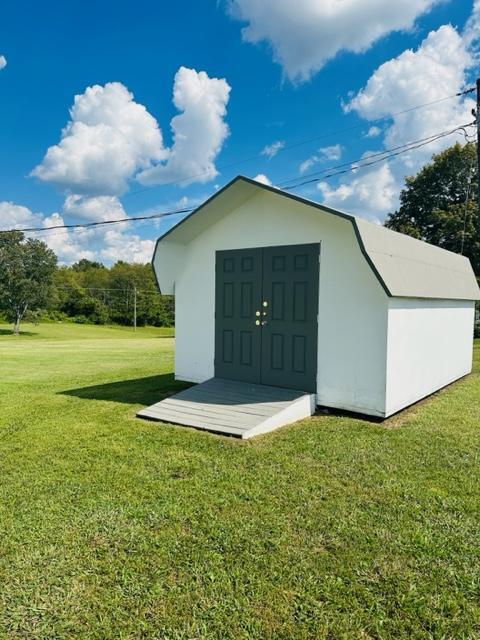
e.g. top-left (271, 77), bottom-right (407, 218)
top-left (214, 243), bottom-right (319, 392)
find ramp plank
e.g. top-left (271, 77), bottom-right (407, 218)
top-left (137, 377), bottom-right (315, 438)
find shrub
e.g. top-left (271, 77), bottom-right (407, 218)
top-left (24, 309), bottom-right (42, 325)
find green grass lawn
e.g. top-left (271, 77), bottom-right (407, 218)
top-left (0, 323), bottom-right (479, 639)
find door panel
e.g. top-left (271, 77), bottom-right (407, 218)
top-left (214, 244), bottom-right (319, 392)
top-left (261, 244), bottom-right (319, 392)
top-left (215, 248), bottom-right (263, 383)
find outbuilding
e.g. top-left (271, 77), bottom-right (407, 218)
top-left (146, 176), bottom-right (479, 429)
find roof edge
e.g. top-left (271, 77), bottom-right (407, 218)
top-left (152, 176), bottom-right (394, 297)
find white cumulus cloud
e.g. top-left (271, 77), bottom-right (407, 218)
top-left (320, 20), bottom-right (476, 221)
top-left (99, 227), bottom-right (155, 264)
top-left (464, 0), bottom-right (480, 48)
top-left (31, 82), bottom-right (166, 196)
top-left (0, 199), bottom-right (154, 265)
top-left (253, 173), bottom-right (272, 185)
top-left (227, 0), bottom-right (439, 82)
top-left (63, 194), bottom-right (127, 222)
top-left (345, 25), bottom-right (474, 166)
top-left (365, 126), bottom-right (381, 138)
top-left (299, 144), bottom-right (342, 173)
top-left (40, 213), bottom-right (98, 263)
top-left (137, 67), bottom-right (231, 186)
top-left (6, 68), bottom-right (231, 265)
top-left (0, 55), bottom-right (6, 70)
top-left (318, 162), bottom-right (397, 222)
top-left (0, 202), bottom-right (42, 229)
top-left (31, 68), bottom-right (230, 196)
top-left (261, 140), bottom-right (285, 158)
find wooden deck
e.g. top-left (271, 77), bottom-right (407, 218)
top-left (137, 377), bottom-right (316, 438)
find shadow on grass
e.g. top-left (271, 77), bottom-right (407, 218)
top-left (60, 374), bottom-right (191, 406)
top-left (0, 328), bottom-right (38, 336)
top-left (315, 406), bottom-right (384, 424)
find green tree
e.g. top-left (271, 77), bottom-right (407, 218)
top-left (0, 231), bottom-right (57, 334)
top-left (72, 259), bottom-right (106, 272)
top-left (50, 260), bottom-right (174, 327)
top-left (385, 142), bottom-right (480, 273)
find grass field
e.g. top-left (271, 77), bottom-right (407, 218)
top-left (1, 323), bottom-right (479, 639)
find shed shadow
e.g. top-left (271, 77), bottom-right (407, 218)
top-left (315, 406), bottom-right (384, 424)
top-left (60, 374), bottom-right (191, 406)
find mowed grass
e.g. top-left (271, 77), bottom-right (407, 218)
top-left (0, 323), bottom-right (479, 640)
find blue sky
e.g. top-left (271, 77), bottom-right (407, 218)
top-left (0, 0), bottom-right (478, 263)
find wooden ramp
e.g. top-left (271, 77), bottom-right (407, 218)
top-left (137, 377), bottom-right (316, 439)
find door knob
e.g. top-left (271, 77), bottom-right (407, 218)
top-left (255, 320), bottom-right (260, 326)
top-left (255, 310), bottom-right (261, 316)
top-left (263, 301), bottom-right (268, 307)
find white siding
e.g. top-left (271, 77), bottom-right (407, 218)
top-left (385, 298), bottom-right (475, 416)
top-left (172, 189), bottom-right (389, 417)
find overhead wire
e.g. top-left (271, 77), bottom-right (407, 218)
top-left (1, 120), bottom-right (475, 237)
top-left (279, 127), bottom-right (467, 188)
top-left (122, 86), bottom-right (476, 198)
top-left (281, 123), bottom-right (475, 191)
top-left (55, 285), bottom-right (161, 294)
top-left (15, 206), bottom-right (194, 233)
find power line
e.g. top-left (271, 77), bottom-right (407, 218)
top-left (1, 121), bottom-right (474, 236)
top-left (14, 206), bottom-right (193, 233)
top-left (281, 123), bottom-right (474, 191)
top-left (279, 129), bottom-right (461, 187)
top-left (122, 87), bottom-right (476, 198)
top-left (53, 284), bottom-right (170, 331)
top-left (55, 285), bottom-right (161, 294)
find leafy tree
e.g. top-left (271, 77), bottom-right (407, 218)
top-left (50, 259), bottom-right (174, 327)
top-left (385, 142), bottom-right (480, 273)
top-left (0, 231), bottom-right (57, 334)
top-left (72, 259), bottom-right (106, 272)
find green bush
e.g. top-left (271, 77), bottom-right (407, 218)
top-left (72, 315), bottom-right (91, 324)
top-left (45, 310), bottom-right (68, 322)
top-left (24, 309), bottom-right (42, 325)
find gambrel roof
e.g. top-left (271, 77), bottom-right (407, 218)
top-left (154, 176), bottom-right (480, 301)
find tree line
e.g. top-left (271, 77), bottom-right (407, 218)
top-left (0, 234), bottom-right (173, 333)
top-left (0, 142), bottom-right (479, 335)
top-left (53, 259), bottom-right (174, 327)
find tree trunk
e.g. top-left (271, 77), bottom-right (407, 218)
top-left (12, 303), bottom-right (27, 335)
top-left (12, 314), bottom-right (21, 335)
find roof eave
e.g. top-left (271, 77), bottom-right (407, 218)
top-left (152, 175), bottom-right (392, 296)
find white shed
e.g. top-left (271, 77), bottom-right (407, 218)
top-left (147, 176), bottom-right (479, 427)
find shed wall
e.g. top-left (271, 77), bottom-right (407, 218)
top-left (385, 298), bottom-right (475, 416)
top-left (172, 190), bottom-right (389, 416)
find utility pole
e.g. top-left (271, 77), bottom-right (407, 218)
top-left (133, 286), bottom-right (137, 332)
top-left (477, 78), bottom-right (480, 229)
